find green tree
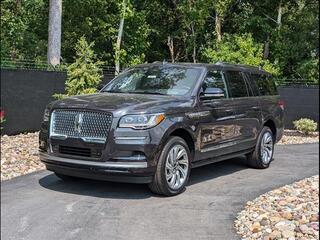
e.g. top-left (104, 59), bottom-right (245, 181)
top-left (54, 36), bottom-right (103, 99)
top-left (115, 0), bottom-right (151, 69)
top-left (202, 33), bottom-right (279, 75)
top-left (226, 0), bottom-right (319, 81)
top-left (214, 0), bottom-right (234, 42)
top-left (1, 0), bottom-right (48, 60)
top-left (178, 0), bottom-right (211, 62)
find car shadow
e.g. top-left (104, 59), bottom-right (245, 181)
top-left (39, 157), bottom-right (248, 199)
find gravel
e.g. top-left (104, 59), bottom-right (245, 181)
top-left (278, 130), bottom-right (319, 145)
top-left (0, 132), bottom-right (44, 181)
top-left (0, 130), bottom-right (318, 181)
top-left (235, 175), bottom-right (319, 240)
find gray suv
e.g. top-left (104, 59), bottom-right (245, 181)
top-left (39, 62), bottom-right (284, 196)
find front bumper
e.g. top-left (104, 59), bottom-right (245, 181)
top-left (40, 152), bottom-right (154, 183)
top-left (39, 113), bottom-right (175, 183)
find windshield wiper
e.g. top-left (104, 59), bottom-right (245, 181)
top-left (128, 91), bottom-right (168, 95)
top-left (102, 90), bottom-right (125, 93)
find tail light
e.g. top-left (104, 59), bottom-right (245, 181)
top-left (278, 99), bottom-right (285, 110)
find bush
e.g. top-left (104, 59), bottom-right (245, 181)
top-left (293, 118), bottom-right (317, 135)
top-left (54, 36), bottom-right (103, 99)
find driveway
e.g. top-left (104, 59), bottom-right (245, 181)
top-left (1, 143), bottom-right (319, 240)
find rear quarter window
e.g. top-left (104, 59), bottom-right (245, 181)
top-left (251, 74), bottom-right (278, 96)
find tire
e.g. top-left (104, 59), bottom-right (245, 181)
top-left (246, 126), bottom-right (275, 169)
top-left (148, 136), bottom-right (192, 196)
top-left (54, 172), bottom-right (78, 181)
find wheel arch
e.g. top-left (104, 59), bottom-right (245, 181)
top-left (263, 118), bottom-right (277, 140)
top-left (160, 123), bottom-right (196, 158)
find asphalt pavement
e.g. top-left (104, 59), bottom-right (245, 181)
top-left (1, 143), bottom-right (319, 240)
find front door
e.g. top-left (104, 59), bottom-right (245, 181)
top-left (196, 69), bottom-right (239, 160)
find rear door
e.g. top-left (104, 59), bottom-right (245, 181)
top-left (250, 72), bottom-right (283, 131)
top-left (224, 70), bottom-right (261, 151)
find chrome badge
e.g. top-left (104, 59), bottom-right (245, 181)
top-left (74, 113), bottom-right (84, 133)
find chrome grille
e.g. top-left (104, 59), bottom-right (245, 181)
top-left (50, 109), bottom-right (112, 143)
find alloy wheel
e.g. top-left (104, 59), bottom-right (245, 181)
top-left (260, 131), bottom-right (274, 164)
top-left (165, 144), bottom-right (189, 190)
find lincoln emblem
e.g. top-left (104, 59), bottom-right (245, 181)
top-left (74, 113), bottom-right (84, 133)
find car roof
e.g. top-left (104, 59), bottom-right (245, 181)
top-left (134, 61), bottom-right (271, 75)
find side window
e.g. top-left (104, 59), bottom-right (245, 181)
top-left (253, 74), bottom-right (278, 95)
top-left (225, 71), bottom-right (249, 98)
top-left (245, 73), bottom-right (260, 96)
top-left (202, 70), bottom-right (228, 98)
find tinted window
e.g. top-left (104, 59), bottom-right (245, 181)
top-left (103, 66), bottom-right (202, 96)
top-left (244, 73), bottom-right (259, 96)
top-left (251, 74), bottom-right (278, 95)
top-left (202, 70), bottom-right (228, 98)
top-left (225, 71), bottom-right (249, 98)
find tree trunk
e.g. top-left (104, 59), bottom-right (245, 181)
top-left (47, 0), bottom-right (62, 66)
top-left (115, 0), bottom-right (126, 75)
top-left (215, 14), bottom-right (222, 42)
top-left (263, 34), bottom-right (270, 59)
top-left (167, 36), bottom-right (175, 63)
top-left (191, 24), bottom-right (196, 63)
top-left (277, 0), bottom-right (282, 28)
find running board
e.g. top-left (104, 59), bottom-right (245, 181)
top-left (191, 148), bottom-right (254, 168)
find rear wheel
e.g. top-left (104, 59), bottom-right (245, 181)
top-left (247, 127), bottom-right (274, 169)
top-left (148, 137), bottom-right (191, 196)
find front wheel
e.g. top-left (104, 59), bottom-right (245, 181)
top-left (148, 137), bottom-right (191, 196)
top-left (247, 127), bottom-right (275, 169)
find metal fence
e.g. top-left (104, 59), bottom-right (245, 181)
top-left (277, 79), bottom-right (319, 87)
top-left (0, 58), bottom-right (117, 75)
top-left (1, 58), bottom-right (319, 87)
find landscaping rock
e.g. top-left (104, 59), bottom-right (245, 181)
top-left (278, 130), bottom-right (318, 145)
top-left (235, 176), bottom-right (319, 240)
top-left (1, 132), bottom-right (44, 181)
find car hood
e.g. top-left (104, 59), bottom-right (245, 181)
top-left (51, 92), bottom-right (194, 117)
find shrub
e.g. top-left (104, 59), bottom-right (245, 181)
top-left (54, 36), bottom-right (103, 99)
top-left (293, 118), bottom-right (317, 135)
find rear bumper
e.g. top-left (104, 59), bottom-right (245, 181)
top-left (40, 152), bottom-right (154, 183)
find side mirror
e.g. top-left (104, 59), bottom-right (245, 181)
top-left (97, 84), bottom-right (105, 91)
top-left (200, 88), bottom-right (225, 100)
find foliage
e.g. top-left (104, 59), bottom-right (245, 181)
top-left (114, 0), bottom-right (151, 68)
top-left (176, 0), bottom-right (211, 62)
top-left (1, 0), bottom-right (48, 60)
top-left (293, 118), bottom-right (318, 135)
top-left (0, 0), bottom-right (319, 82)
top-left (226, 0), bottom-right (319, 81)
top-left (54, 37), bottom-right (103, 99)
top-left (202, 33), bottom-right (279, 75)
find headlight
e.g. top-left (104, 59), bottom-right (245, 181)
top-left (43, 108), bottom-right (50, 122)
top-left (119, 113), bottom-right (165, 130)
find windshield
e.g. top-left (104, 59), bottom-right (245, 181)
top-left (102, 66), bottom-right (203, 96)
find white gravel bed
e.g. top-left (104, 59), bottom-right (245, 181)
top-left (235, 175), bottom-right (319, 240)
top-left (278, 130), bottom-right (318, 145)
top-left (1, 132), bottom-right (44, 181)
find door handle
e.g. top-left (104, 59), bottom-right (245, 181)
top-left (225, 109), bottom-right (233, 113)
top-left (251, 106), bottom-right (260, 111)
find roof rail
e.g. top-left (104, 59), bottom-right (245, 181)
top-left (215, 61), bottom-right (263, 70)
